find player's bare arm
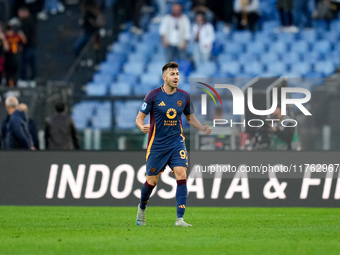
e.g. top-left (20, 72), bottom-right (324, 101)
top-left (186, 113), bottom-right (212, 135)
top-left (136, 112), bottom-right (150, 134)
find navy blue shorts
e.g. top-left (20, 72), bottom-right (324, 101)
top-left (146, 144), bottom-right (188, 176)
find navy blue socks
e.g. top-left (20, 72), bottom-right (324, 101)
top-left (140, 181), bottom-right (155, 209)
top-left (176, 179), bottom-right (187, 218)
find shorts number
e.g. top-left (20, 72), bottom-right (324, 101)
top-left (179, 150), bottom-right (187, 160)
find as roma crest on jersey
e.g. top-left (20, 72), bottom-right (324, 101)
top-left (151, 167), bottom-right (156, 173)
top-left (177, 100), bottom-right (183, 107)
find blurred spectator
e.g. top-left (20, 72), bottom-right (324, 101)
top-left (159, 3), bottom-right (191, 62)
top-left (74, 0), bottom-right (103, 56)
top-left (270, 107), bottom-right (295, 150)
top-left (41, 0), bottom-right (64, 15)
top-left (13, 0), bottom-right (45, 22)
top-left (0, 0), bottom-right (10, 23)
top-left (4, 19), bottom-right (26, 87)
top-left (45, 100), bottom-right (79, 150)
top-left (151, 0), bottom-right (167, 23)
top-left (331, 0), bottom-right (340, 15)
top-left (130, 0), bottom-right (145, 34)
top-left (277, 0), bottom-right (299, 33)
top-left (18, 103), bottom-right (39, 150)
top-left (191, 12), bottom-right (215, 68)
top-left (295, 0), bottom-right (313, 29)
top-left (190, 0), bottom-right (214, 23)
top-left (234, 0), bottom-right (260, 32)
top-left (17, 7), bottom-right (37, 88)
top-left (313, 0), bottom-right (336, 21)
top-left (3, 96), bottom-right (34, 150)
top-left (0, 25), bottom-right (9, 85)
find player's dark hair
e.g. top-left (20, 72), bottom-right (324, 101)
top-left (55, 101), bottom-right (66, 113)
top-left (162, 62), bottom-right (179, 74)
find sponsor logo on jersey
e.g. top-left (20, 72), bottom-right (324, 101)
top-left (166, 108), bottom-right (177, 119)
top-left (158, 101), bottom-right (166, 106)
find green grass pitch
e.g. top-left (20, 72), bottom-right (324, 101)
top-left (0, 206), bottom-right (339, 255)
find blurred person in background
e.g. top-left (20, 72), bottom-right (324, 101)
top-left (3, 96), bottom-right (34, 150)
top-left (313, 0), bottom-right (337, 23)
top-left (45, 100), bottom-right (79, 150)
top-left (190, 0), bottom-right (214, 23)
top-left (277, 0), bottom-right (299, 33)
top-left (4, 18), bottom-right (26, 87)
top-left (18, 103), bottom-right (39, 150)
top-left (191, 12), bottom-right (215, 68)
top-left (13, 0), bottom-right (45, 22)
top-left (151, 0), bottom-right (167, 23)
top-left (0, 0), bottom-right (10, 23)
top-left (74, 0), bottom-right (103, 56)
top-left (17, 7), bottom-right (37, 88)
top-left (270, 107), bottom-right (295, 150)
top-left (295, 0), bottom-right (313, 29)
top-left (0, 24), bottom-right (9, 85)
top-left (234, 0), bottom-right (260, 32)
top-left (159, 3), bottom-right (191, 62)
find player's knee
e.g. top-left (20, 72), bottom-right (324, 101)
top-left (174, 167), bottom-right (187, 180)
top-left (146, 175), bottom-right (159, 186)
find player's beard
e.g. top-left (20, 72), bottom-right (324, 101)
top-left (165, 77), bottom-right (179, 90)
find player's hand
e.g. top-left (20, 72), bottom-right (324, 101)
top-left (203, 125), bottom-right (212, 135)
top-left (141, 124), bottom-right (151, 134)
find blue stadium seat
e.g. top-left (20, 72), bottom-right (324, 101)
top-left (195, 61), bottom-right (217, 76)
top-left (284, 72), bottom-right (303, 78)
top-left (110, 82), bottom-right (132, 96)
top-left (220, 61), bottom-right (242, 76)
top-left (106, 52), bottom-right (126, 65)
top-left (291, 62), bottom-right (312, 77)
top-left (127, 53), bottom-right (149, 65)
top-left (290, 41), bottom-right (310, 54)
top-left (123, 62), bottom-right (145, 76)
top-left (313, 41), bottom-right (332, 55)
top-left (232, 31), bottom-right (252, 43)
top-left (330, 19), bottom-right (340, 33)
top-left (277, 32), bottom-right (298, 44)
top-left (281, 52), bottom-right (301, 65)
top-left (118, 31), bottom-right (134, 45)
top-left (322, 31), bottom-right (340, 44)
top-left (93, 73), bottom-right (113, 85)
top-left (114, 101), bottom-right (141, 129)
top-left (223, 42), bottom-right (244, 56)
top-left (238, 53), bottom-right (259, 66)
top-left (266, 62), bottom-right (288, 76)
top-left (177, 59), bottom-right (193, 77)
top-left (117, 73), bottom-right (139, 85)
top-left (314, 61), bottom-right (335, 76)
top-left (111, 42), bottom-right (132, 55)
top-left (217, 53), bottom-right (235, 65)
top-left (260, 52), bottom-right (280, 65)
top-left (140, 73), bottom-right (162, 86)
top-left (243, 62), bottom-right (264, 77)
top-left (134, 43), bottom-right (155, 56)
top-left (245, 41), bottom-right (267, 55)
top-left (86, 82), bottom-right (108, 96)
top-left (147, 61), bottom-right (165, 74)
top-left (299, 30), bottom-right (318, 43)
top-left (268, 41), bottom-right (288, 55)
top-left (98, 61), bottom-right (121, 77)
top-left (91, 102), bottom-right (112, 130)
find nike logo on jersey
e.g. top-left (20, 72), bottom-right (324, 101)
top-left (158, 101), bottom-right (166, 106)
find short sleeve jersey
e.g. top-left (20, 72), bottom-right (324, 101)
top-left (140, 86), bottom-right (194, 150)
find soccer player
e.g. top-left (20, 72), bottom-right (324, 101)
top-left (136, 61), bottom-right (212, 227)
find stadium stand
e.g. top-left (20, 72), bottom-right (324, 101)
top-left (71, 0), bottom-right (340, 131)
